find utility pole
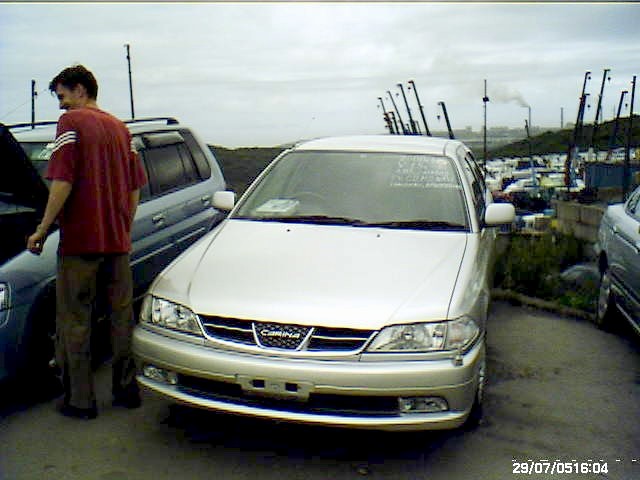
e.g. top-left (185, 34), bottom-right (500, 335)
top-left (31, 79), bottom-right (37, 128)
top-left (605, 90), bottom-right (628, 163)
top-left (483, 79), bottom-right (490, 168)
top-left (565, 71), bottom-right (591, 188)
top-left (438, 101), bottom-right (454, 139)
top-left (397, 83), bottom-right (417, 134)
top-left (387, 90), bottom-right (407, 134)
top-left (125, 44), bottom-right (135, 119)
top-left (590, 68), bottom-right (611, 151)
top-left (408, 80), bottom-right (430, 136)
top-left (378, 97), bottom-right (395, 134)
top-left (623, 76), bottom-right (636, 201)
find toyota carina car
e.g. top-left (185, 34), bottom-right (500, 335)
top-left (133, 135), bottom-right (515, 431)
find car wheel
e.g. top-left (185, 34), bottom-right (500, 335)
top-left (18, 296), bottom-right (61, 401)
top-left (596, 267), bottom-right (617, 331)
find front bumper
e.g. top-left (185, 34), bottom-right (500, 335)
top-left (133, 326), bottom-right (484, 431)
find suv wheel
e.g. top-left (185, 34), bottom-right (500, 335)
top-left (596, 267), bottom-right (617, 330)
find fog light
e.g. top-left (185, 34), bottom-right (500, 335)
top-left (143, 365), bottom-right (178, 385)
top-left (398, 396), bottom-right (449, 413)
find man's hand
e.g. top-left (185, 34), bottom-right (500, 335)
top-left (27, 225), bottom-right (47, 255)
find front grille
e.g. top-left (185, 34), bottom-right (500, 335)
top-left (199, 315), bottom-right (374, 353)
top-left (178, 374), bottom-right (399, 416)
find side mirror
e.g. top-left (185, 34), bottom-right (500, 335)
top-left (213, 191), bottom-right (236, 211)
top-left (485, 202), bottom-right (515, 226)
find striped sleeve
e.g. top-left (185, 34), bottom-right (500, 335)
top-left (45, 114), bottom-right (77, 183)
top-left (52, 130), bottom-right (77, 153)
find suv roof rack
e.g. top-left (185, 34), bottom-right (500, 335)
top-left (6, 121), bottom-right (59, 130)
top-left (124, 117), bottom-right (179, 125)
top-left (5, 117), bottom-right (179, 130)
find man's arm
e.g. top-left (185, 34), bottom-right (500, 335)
top-left (129, 189), bottom-right (140, 227)
top-left (27, 180), bottom-right (72, 254)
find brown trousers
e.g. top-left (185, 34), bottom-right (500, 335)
top-left (55, 254), bottom-right (138, 409)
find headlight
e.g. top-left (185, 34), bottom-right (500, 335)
top-left (0, 283), bottom-right (9, 310)
top-left (140, 295), bottom-right (202, 336)
top-left (367, 317), bottom-right (479, 353)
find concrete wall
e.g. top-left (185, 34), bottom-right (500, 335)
top-left (553, 200), bottom-right (605, 246)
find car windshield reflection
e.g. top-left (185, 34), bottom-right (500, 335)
top-left (233, 151), bottom-right (470, 231)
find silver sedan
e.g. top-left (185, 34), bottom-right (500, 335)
top-left (596, 184), bottom-right (640, 334)
top-left (133, 135), bottom-right (515, 431)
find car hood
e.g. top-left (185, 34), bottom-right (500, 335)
top-left (0, 123), bottom-right (49, 211)
top-left (154, 220), bottom-right (468, 330)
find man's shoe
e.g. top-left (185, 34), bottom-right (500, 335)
top-left (57, 402), bottom-right (98, 420)
top-left (112, 393), bottom-right (142, 409)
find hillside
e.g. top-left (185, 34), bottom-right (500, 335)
top-left (487, 115), bottom-right (640, 158)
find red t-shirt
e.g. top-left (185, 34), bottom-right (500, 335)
top-left (46, 108), bottom-right (147, 255)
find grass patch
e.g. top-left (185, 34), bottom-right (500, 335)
top-left (495, 232), bottom-right (597, 313)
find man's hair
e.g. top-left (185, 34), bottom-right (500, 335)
top-left (49, 64), bottom-right (99, 99)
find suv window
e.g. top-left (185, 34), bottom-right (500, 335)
top-left (142, 142), bottom-right (200, 197)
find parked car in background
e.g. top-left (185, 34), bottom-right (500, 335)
top-left (595, 185), bottom-right (640, 335)
top-left (133, 135), bottom-right (515, 431)
top-left (0, 118), bottom-right (228, 393)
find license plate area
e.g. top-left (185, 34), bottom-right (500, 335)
top-left (236, 375), bottom-right (313, 401)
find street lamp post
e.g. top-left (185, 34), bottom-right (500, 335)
top-left (125, 44), bottom-right (135, 119)
top-left (483, 79), bottom-right (489, 169)
top-left (31, 80), bottom-right (37, 129)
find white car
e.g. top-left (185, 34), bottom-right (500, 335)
top-left (595, 185), bottom-right (640, 334)
top-left (133, 135), bottom-right (515, 431)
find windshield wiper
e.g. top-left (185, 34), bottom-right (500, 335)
top-left (236, 215), bottom-right (369, 226)
top-left (361, 220), bottom-right (468, 231)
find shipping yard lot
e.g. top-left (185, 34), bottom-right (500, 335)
top-left (1, 301), bottom-right (638, 480)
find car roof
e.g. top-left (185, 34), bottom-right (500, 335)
top-left (293, 135), bottom-right (465, 156)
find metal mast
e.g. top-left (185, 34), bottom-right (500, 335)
top-left (408, 80), bottom-right (431, 136)
top-left (438, 101), bottom-right (454, 139)
top-left (387, 90), bottom-right (407, 134)
top-left (397, 83), bottom-right (417, 134)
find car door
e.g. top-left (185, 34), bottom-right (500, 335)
top-left (130, 133), bottom-right (185, 299)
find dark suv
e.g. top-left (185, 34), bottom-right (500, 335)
top-left (0, 118), bottom-right (228, 392)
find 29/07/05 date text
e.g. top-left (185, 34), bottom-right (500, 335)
top-left (512, 460), bottom-right (609, 475)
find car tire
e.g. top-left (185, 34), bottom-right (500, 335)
top-left (596, 267), bottom-right (618, 331)
top-left (17, 295), bottom-right (62, 402)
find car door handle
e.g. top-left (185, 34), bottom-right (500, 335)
top-left (201, 195), bottom-right (211, 206)
top-left (152, 214), bottom-right (165, 225)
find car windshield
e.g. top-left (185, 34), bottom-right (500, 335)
top-left (19, 141), bottom-right (53, 181)
top-left (233, 150), bottom-right (469, 231)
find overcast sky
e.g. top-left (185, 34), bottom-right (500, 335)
top-left (1, 2), bottom-right (638, 147)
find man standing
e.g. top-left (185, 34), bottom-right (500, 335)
top-left (27, 64), bottom-right (147, 419)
